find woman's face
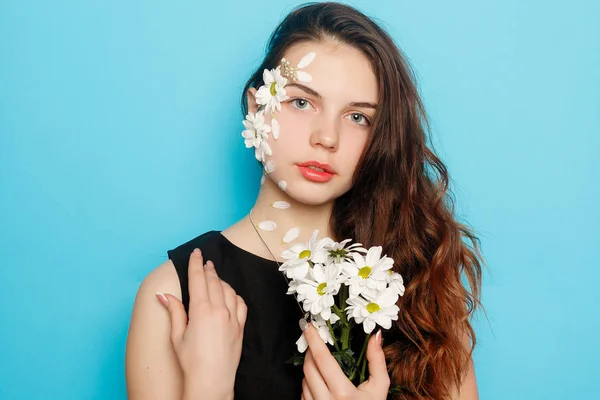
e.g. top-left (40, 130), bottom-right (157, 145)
top-left (250, 40), bottom-right (378, 206)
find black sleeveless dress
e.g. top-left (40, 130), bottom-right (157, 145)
top-left (167, 230), bottom-right (305, 399)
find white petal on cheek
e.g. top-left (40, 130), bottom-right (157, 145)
top-left (264, 160), bottom-right (275, 174)
top-left (283, 227), bottom-right (300, 243)
top-left (258, 221), bottom-right (277, 231)
top-left (278, 180), bottom-right (288, 191)
top-left (272, 118), bottom-right (280, 139)
top-left (260, 175), bottom-right (265, 185)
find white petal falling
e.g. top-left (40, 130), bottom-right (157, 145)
top-left (258, 221), bottom-right (277, 231)
top-left (296, 71), bottom-right (312, 83)
top-left (278, 180), bottom-right (288, 191)
top-left (264, 160), bottom-right (275, 174)
top-left (272, 118), bottom-right (280, 139)
top-left (260, 175), bottom-right (265, 185)
top-left (297, 52), bottom-right (316, 69)
top-left (283, 227), bottom-right (300, 243)
top-left (272, 201), bottom-right (291, 209)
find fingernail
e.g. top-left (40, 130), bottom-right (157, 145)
top-left (376, 330), bottom-right (382, 346)
top-left (193, 248), bottom-right (201, 256)
top-left (156, 293), bottom-right (169, 307)
top-left (299, 319), bottom-right (309, 332)
top-left (205, 260), bottom-right (214, 268)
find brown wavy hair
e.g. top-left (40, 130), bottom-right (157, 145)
top-left (241, 2), bottom-right (484, 399)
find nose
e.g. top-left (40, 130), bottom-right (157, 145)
top-left (310, 114), bottom-right (339, 151)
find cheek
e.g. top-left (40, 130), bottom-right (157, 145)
top-left (267, 111), bottom-right (312, 153)
top-left (341, 131), bottom-right (369, 167)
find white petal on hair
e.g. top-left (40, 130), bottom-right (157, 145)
top-left (272, 201), bottom-right (290, 209)
top-left (296, 71), bottom-right (312, 83)
top-left (297, 52), bottom-right (316, 68)
top-left (278, 180), bottom-right (288, 191)
top-left (258, 221), bottom-right (277, 231)
top-left (283, 227), bottom-right (300, 243)
top-left (264, 160), bottom-right (275, 174)
top-left (272, 118), bottom-right (280, 139)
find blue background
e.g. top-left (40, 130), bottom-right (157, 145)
top-left (1, 1), bottom-right (598, 399)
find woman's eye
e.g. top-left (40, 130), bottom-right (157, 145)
top-left (347, 113), bottom-right (370, 126)
top-left (290, 98), bottom-right (313, 110)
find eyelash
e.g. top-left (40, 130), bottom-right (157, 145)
top-left (287, 98), bottom-right (371, 127)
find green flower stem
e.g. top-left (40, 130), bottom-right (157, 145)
top-left (356, 333), bottom-right (371, 369)
top-left (359, 349), bottom-right (368, 383)
top-left (326, 320), bottom-right (341, 352)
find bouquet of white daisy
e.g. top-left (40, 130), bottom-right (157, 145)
top-left (280, 230), bottom-right (405, 384)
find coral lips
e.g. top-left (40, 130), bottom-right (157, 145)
top-left (297, 161), bottom-right (335, 183)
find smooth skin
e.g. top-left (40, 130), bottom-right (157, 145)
top-left (300, 323), bottom-right (479, 400)
top-left (301, 326), bottom-right (390, 400)
top-left (126, 249), bottom-right (247, 400)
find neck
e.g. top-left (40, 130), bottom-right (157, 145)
top-left (248, 177), bottom-right (334, 260)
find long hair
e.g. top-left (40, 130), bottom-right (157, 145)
top-left (241, 3), bottom-right (484, 399)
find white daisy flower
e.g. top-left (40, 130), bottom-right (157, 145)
top-left (324, 238), bottom-right (367, 264)
top-left (295, 313), bottom-right (340, 353)
top-left (386, 270), bottom-right (406, 297)
top-left (296, 263), bottom-right (343, 321)
top-left (255, 67), bottom-right (289, 114)
top-left (342, 246), bottom-right (394, 298)
top-left (279, 230), bottom-right (333, 280)
top-left (241, 111), bottom-right (272, 162)
top-left (345, 287), bottom-right (400, 334)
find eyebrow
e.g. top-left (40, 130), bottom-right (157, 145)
top-left (286, 83), bottom-right (378, 110)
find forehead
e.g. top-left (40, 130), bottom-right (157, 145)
top-left (281, 40), bottom-right (378, 102)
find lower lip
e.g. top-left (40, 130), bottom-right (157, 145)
top-left (297, 166), bottom-right (334, 182)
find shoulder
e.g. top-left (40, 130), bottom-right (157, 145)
top-left (126, 260), bottom-right (184, 399)
top-left (167, 230), bottom-right (224, 265)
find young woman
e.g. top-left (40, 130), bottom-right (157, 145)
top-left (126, 2), bottom-right (483, 399)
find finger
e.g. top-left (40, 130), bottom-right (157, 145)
top-left (157, 293), bottom-right (187, 345)
top-left (205, 260), bottom-right (226, 307)
top-left (301, 378), bottom-right (315, 400)
top-left (236, 295), bottom-right (248, 327)
top-left (188, 249), bottom-right (208, 306)
top-left (303, 349), bottom-right (329, 396)
top-left (364, 330), bottom-right (391, 393)
top-left (304, 324), bottom-right (348, 390)
top-left (220, 280), bottom-right (237, 320)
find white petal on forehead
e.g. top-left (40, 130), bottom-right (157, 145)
top-left (278, 180), bottom-right (287, 191)
top-left (283, 227), bottom-right (300, 243)
top-left (258, 221), bottom-right (277, 231)
top-left (297, 52), bottom-right (316, 69)
top-left (272, 118), bottom-right (280, 139)
top-left (296, 71), bottom-right (312, 83)
top-left (272, 201), bottom-right (290, 209)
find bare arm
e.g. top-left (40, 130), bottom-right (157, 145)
top-left (452, 331), bottom-right (479, 400)
top-left (125, 261), bottom-right (184, 400)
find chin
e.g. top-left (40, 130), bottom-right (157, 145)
top-left (284, 183), bottom-right (346, 206)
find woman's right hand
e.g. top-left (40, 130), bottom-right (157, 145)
top-left (155, 248), bottom-right (248, 400)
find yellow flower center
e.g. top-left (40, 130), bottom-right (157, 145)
top-left (366, 302), bottom-right (381, 314)
top-left (358, 266), bottom-right (372, 279)
top-left (317, 283), bottom-right (327, 296)
top-left (299, 250), bottom-right (311, 259)
top-left (270, 82), bottom-right (277, 96)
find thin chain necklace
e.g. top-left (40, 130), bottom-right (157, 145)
top-left (248, 208), bottom-right (310, 329)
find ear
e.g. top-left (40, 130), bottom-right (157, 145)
top-left (246, 87), bottom-right (258, 114)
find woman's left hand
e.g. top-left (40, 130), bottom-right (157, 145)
top-left (300, 324), bottom-right (390, 400)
